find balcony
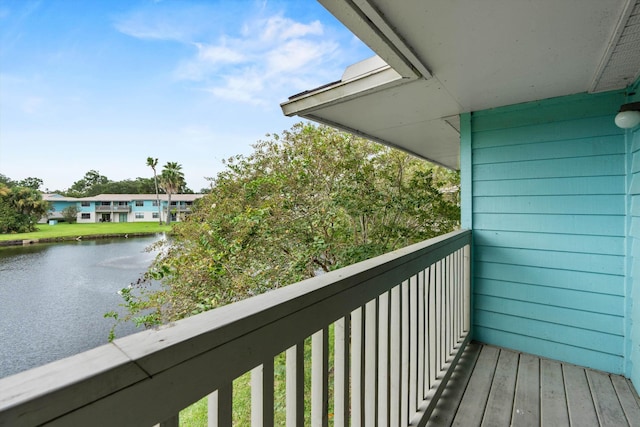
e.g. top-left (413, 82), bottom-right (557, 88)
top-left (166, 204), bottom-right (192, 212)
top-left (1, 229), bottom-right (638, 426)
top-left (95, 204), bottom-right (131, 213)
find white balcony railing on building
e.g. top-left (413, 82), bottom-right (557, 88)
top-left (0, 229), bottom-right (471, 427)
top-left (95, 205), bottom-right (131, 212)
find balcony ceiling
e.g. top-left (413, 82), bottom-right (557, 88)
top-left (281, 0), bottom-right (640, 169)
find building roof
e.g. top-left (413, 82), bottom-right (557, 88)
top-left (43, 193), bottom-right (205, 203)
top-left (281, 0), bottom-right (640, 170)
top-left (42, 194), bottom-right (82, 202)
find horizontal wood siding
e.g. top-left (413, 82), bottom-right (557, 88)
top-left (470, 91), bottom-right (628, 374)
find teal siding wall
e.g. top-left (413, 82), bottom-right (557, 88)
top-left (629, 87), bottom-right (640, 388)
top-left (469, 91), bottom-right (628, 373)
top-left (51, 201), bottom-right (71, 213)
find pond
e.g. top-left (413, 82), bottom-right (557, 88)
top-left (0, 236), bottom-right (163, 378)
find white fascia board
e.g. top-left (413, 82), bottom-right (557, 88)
top-left (281, 65), bottom-right (405, 117)
top-left (350, 0), bottom-right (432, 79)
top-left (300, 114), bottom-right (455, 171)
top-left (319, 0), bottom-right (429, 79)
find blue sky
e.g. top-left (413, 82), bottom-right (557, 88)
top-left (0, 0), bottom-right (372, 192)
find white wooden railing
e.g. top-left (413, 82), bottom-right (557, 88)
top-left (0, 229), bottom-right (471, 427)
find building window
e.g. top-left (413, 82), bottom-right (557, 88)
top-left (100, 201), bottom-right (110, 206)
top-left (152, 200), bottom-right (159, 206)
top-left (170, 201), bottom-right (177, 206)
top-left (118, 201), bottom-right (128, 206)
top-left (81, 201), bottom-right (90, 207)
top-left (135, 212), bottom-right (144, 219)
top-left (81, 213), bottom-right (91, 219)
top-left (135, 201), bottom-right (144, 207)
top-left (152, 212), bottom-right (159, 219)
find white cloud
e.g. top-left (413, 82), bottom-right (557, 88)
top-left (113, 4), bottom-right (219, 42)
top-left (197, 43), bottom-right (246, 64)
top-left (265, 39), bottom-right (336, 74)
top-left (175, 42), bottom-right (247, 80)
top-left (257, 15), bottom-right (323, 42)
top-left (207, 71), bottom-right (268, 106)
top-left (116, 4), bottom-right (370, 107)
top-left (115, 13), bottom-right (186, 41)
top-left (180, 12), bottom-right (342, 105)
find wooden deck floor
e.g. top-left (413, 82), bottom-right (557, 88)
top-left (426, 342), bottom-right (640, 427)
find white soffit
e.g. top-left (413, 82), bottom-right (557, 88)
top-left (364, 0), bottom-right (632, 110)
top-left (281, 1), bottom-right (640, 169)
top-left (285, 76), bottom-right (462, 169)
top-left (591, 0), bottom-right (640, 92)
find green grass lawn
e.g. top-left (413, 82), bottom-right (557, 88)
top-left (0, 222), bottom-right (172, 241)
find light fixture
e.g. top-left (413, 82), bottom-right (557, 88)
top-left (614, 102), bottom-right (640, 129)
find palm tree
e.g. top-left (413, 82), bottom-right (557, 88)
top-left (146, 157), bottom-right (162, 224)
top-left (159, 162), bottom-right (185, 225)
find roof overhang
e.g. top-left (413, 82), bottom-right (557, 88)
top-left (281, 0), bottom-right (640, 170)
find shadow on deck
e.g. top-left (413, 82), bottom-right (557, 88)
top-left (427, 342), bottom-right (640, 427)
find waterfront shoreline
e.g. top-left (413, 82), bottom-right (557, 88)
top-left (0, 232), bottom-right (164, 247)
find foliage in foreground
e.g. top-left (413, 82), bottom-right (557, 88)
top-left (0, 182), bottom-right (50, 234)
top-left (111, 123), bottom-right (460, 328)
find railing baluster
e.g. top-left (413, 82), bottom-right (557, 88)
top-left (251, 362), bottom-right (274, 427)
top-left (432, 261), bottom-right (438, 380)
top-left (453, 250), bottom-right (462, 345)
top-left (334, 316), bottom-right (350, 427)
top-left (417, 270), bottom-right (426, 401)
top-left (286, 343), bottom-right (304, 427)
top-left (438, 259), bottom-right (444, 372)
top-left (377, 291), bottom-right (390, 426)
top-left (311, 328), bottom-right (328, 427)
top-left (389, 285), bottom-right (401, 427)
top-left (425, 266), bottom-right (430, 391)
top-left (351, 307), bottom-right (365, 426)
top-left (409, 274), bottom-right (418, 417)
top-left (400, 280), bottom-right (410, 426)
top-left (464, 244), bottom-right (471, 333)
top-left (209, 385), bottom-right (232, 427)
top-left (452, 252), bottom-right (457, 350)
top-left (458, 248), bottom-right (463, 341)
top-left (364, 299), bottom-right (378, 426)
top-left (446, 254), bottom-right (451, 358)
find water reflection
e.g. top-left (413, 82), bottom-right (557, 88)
top-left (0, 236), bottom-right (163, 378)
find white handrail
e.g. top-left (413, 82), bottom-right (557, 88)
top-left (0, 229), bottom-right (471, 426)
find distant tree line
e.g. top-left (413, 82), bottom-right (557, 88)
top-left (62, 169), bottom-right (194, 198)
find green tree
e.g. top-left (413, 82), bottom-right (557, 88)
top-left (17, 177), bottom-right (43, 191)
top-left (159, 162), bottom-right (185, 225)
top-left (67, 170), bottom-right (109, 197)
top-left (147, 157), bottom-right (163, 225)
top-left (61, 205), bottom-right (79, 223)
top-left (0, 174), bottom-right (15, 187)
top-left (111, 124), bottom-right (459, 327)
top-left (101, 178), bottom-right (156, 194)
top-left (0, 185), bottom-right (50, 233)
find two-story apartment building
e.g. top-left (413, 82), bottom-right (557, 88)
top-left (42, 193), bottom-right (204, 223)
